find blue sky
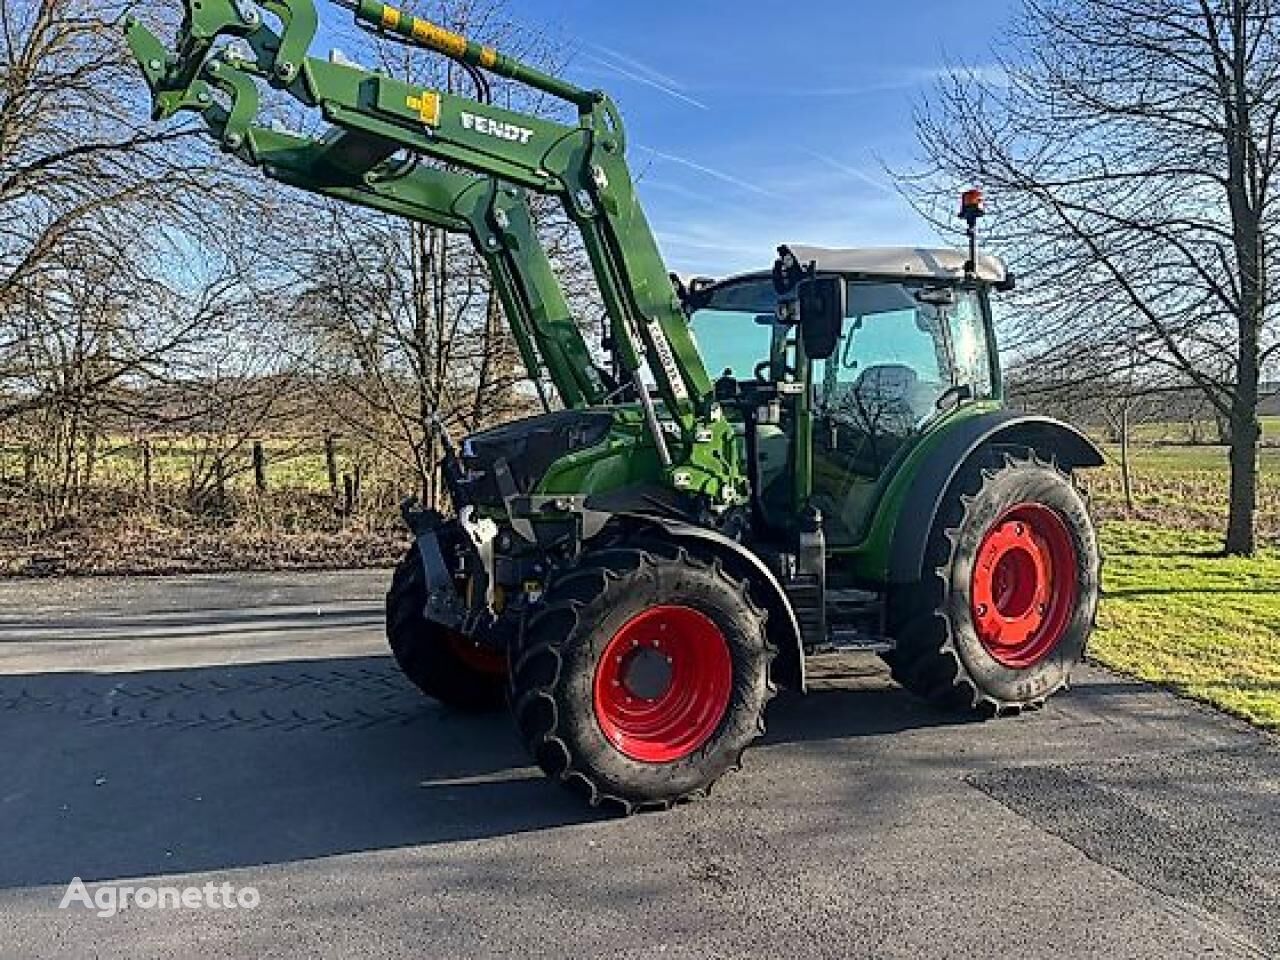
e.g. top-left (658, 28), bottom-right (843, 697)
top-left (502, 0), bottom-right (1016, 275)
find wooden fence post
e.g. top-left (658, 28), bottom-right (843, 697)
top-left (253, 441), bottom-right (267, 493)
top-left (1119, 406), bottom-right (1135, 516)
top-left (141, 439), bottom-right (153, 500)
top-left (324, 433), bottom-right (340, 500)
top-left (342, 473), bottom-right (355, 517)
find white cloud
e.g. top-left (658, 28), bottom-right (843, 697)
top-left (636, 146), bottom-right (782, 199)
top-left (579, 54), bottom-right (710, 110)
top-left (800, 150), bottom-right (897, 195)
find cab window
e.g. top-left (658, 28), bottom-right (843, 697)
top-left (689, 282), bottom-right (778, 380)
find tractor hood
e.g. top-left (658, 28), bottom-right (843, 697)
top-left (457, 409), bottom-right (615, 504)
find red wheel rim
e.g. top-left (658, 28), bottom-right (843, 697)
top-left (593, 605), bottom-right (733, 764)
top-left (971, 503), bottom-right (1079, 669)
top-left (447, 632), bottom-right (508, 676)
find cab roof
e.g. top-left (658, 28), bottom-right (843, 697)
top-left (717, 246), bottom-right (1008, 286)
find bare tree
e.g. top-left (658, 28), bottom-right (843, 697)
top-left (0, 0), bottom-right (592, 547)
top-left (7, 251), bottom-right (253, 518)
top-left (909, 0), bottom-right (1280, 554)
top-left (0, 0), bottom-right (293, 523)
top-left (0, 0), bottom-right (237, 321)
top-left (287, 205), bottom-right (536, 507)
top-left (275, 0), bottom-right (590, 508)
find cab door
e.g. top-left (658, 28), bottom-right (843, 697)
top-left (808, 282), bottom-right (991, 546)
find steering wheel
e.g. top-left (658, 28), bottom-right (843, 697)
top-left (755, 360), bottom-right (796, 383)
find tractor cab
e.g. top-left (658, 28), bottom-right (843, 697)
top-left (689, 246), bottom-right (1009, 546)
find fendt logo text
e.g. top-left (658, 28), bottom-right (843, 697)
top-left (460, 111), bottom-right (534, 145)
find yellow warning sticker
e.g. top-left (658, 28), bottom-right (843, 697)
top-left (410, 18), bottom-right (468, 58)
top-left (405, 91), bottom-right (441, 126)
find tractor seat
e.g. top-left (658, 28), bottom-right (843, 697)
top-left (849, 364), bottom-right (923, 432)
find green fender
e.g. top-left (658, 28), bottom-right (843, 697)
top-left (617, 515), bottom-right (807, 693)
top-left (882, 412), bottom-right (1104, 585)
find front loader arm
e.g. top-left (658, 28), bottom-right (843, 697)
top-left (338, 3), bottom-right (717, 425)
top-left (335, 0), bottom-right (717, 428)
top-left (126, 0), bottom-right (747, 504)
top-left (127, 12), bottom-right (610, 411)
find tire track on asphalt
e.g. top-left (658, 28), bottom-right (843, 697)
top-left (0, 662), bottom-right (431, 733)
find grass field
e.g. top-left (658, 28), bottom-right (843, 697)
top-left (0, 435), bottom-right (408, 576)
top-left (1094, 521), bottom-right (1280, 730)
top-left (1121, 413), bottom-right (1280, 444)
top-left (0, 437), bottom-right (350, 494)
top-left (1087, 441), bottom-right (1280, 536)
top-left (1083, 441), bottom-right (1279, 728)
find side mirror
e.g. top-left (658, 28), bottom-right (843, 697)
top-left (797, 276), bottom-right (845, 360)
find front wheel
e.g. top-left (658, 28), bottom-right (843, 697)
top-left (385, 540), bottom-right (507, 711)
top-left (886, 451), bottom-right (1100, 715)
top-left (510, 543), bottom-right (775, 812)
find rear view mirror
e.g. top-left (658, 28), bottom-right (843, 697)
top-left (915, 286), bottom-right (956, 307)
top-left (797, 277), bottom-right (845, 360)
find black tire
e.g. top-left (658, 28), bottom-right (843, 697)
top-left (886, 450), bottom-right (1100, 716)
top-left (510, 543), bottom-right (775, 813)
top-left (385, 541), bottom-right (506, 711)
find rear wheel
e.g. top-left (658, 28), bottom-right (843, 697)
top-left (511, 543), bottom-right (775, 812)
top-left (886, 451), bottom-right (1099, 715)
top-left (385, 541), bottom-right (506, 711)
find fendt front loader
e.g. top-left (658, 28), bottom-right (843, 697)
top-left (128, 0), bottom-right (1103, 811)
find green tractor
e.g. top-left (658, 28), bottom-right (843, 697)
top-left (128, 0), bottom-right (1102, 811)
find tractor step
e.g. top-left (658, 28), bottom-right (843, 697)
top-left (813, 629), bottom-right (896, 655)
top-left (827, 587), bottom-right (880, 615)
top-left (790, 584), bottom-right (892, 656)
top-left (784, 575), bottom-right (826, 650)
top-left (786, 585), bottom-right (888, 651)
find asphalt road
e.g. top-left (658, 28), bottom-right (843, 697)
top-left (0, 571), bottom-right (1276, 959)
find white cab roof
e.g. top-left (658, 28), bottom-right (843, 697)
top-left (719, 246), bottom-right (1008, 285)
top-left (788, 245), bottom-right (1007, 283)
